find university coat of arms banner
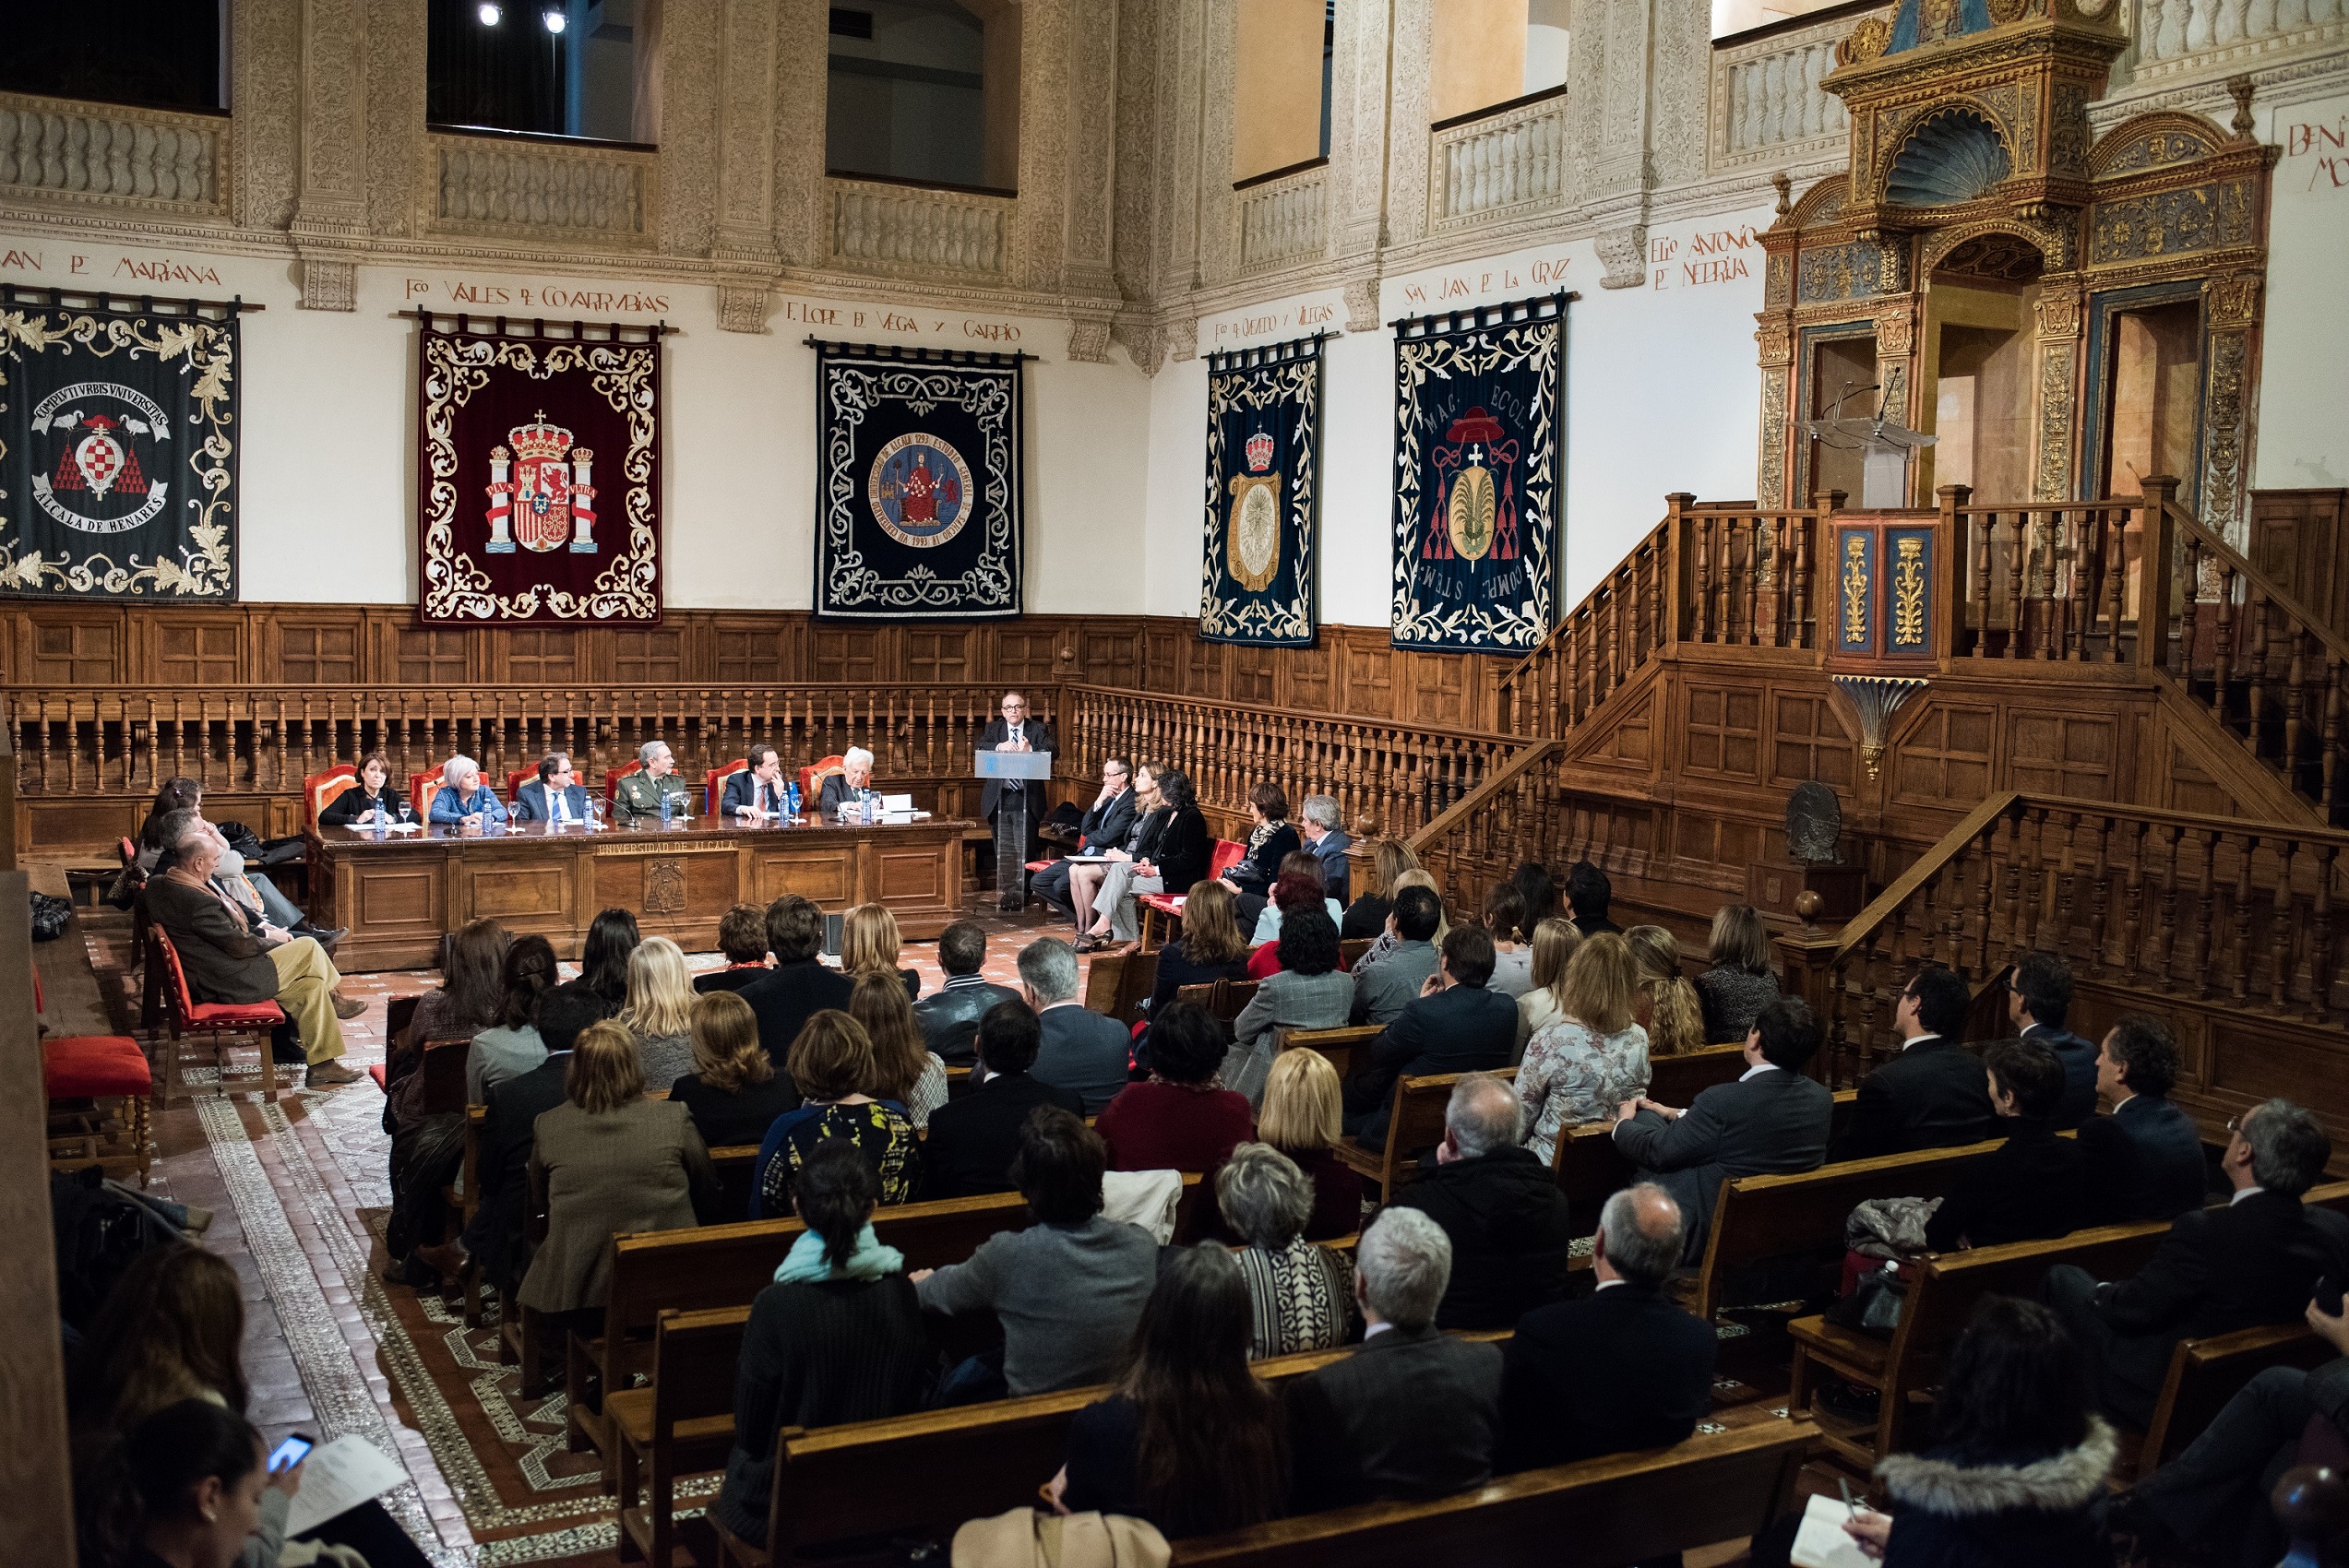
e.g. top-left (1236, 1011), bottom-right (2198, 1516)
top-left (1390, 293), bottom-right (1571, 654)
top-left (415, 315), bottom-right (662, 624)
top-left (0, 288), bottom-right (242, 600)
top-left (814, 340), bottom-right (1025, 621)
top-left (1202, 334), bottom-right (1321, 647)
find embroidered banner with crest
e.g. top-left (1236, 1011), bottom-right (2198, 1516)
top-left (0, 289), bottom-right (241, 600)
top-left (1390, 293), bottom-right (1569, 654)
top-left (415, 315), bottom-right (662, 624)
top-left (814, 340), bottom-right (1025, 620)
top-left (1203, 334), bottom-right (1321, 647)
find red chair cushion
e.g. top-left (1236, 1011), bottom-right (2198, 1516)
top-left (185, 998), bottom-right (286, 1028)
top-left (366, 1063), bottom-right (388, 1091)
top-left (1024, 860), bottom-right (1055, 873)
top-left (1139, 894), bottom-right (1186, 915)
top-left (43, 1035), bottom-right (152, 1098)
top-left (1207, 839), bottom-right (1246, 879)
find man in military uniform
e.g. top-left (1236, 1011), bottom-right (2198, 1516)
top-left (614, 740), bottom-right (696, 824)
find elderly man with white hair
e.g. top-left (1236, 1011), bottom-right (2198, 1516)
top-left (1296, 793), bottom-right (1353, 905)
top-left (428, 754), bottom-right (509, 827)
top-left (141, 822), bottom-right (364, 1087)
top-left (1388, 1071), bottom-right (1577, 1329)
top-left (816, 745), bottom-right (878, 820)
top-left (613, 739), bottom-right (695, 824)
top-left (1285, 1205), bottom-right (1502, 1512)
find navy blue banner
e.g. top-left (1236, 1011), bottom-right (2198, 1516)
top-left (1203, 334), bottom-right (1320, 647)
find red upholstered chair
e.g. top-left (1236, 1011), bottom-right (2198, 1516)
top-left (798, 754), bottom-right (845, 807)
top-left (605, 759), bottom-right (642, 806)
top-left (410, 770), bottom-right (443, 822)
top-left (707, 759), bottom-right (747, 817)
top-left (35, 968), bottom-right (155, 1185)
top-left (507, 766), bottom-right (538, 801)
top-left (1138, 838), bottom-right (1248, 951)
top-left (304, 765), bottom-right (359, 827)
top-left (149, 926), bottom-right (282, 1104)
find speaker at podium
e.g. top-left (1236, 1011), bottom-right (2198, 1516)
top-left (975, 748), bottom-right (1053, 910)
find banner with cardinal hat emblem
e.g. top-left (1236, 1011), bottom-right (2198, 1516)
top-left (1202, 334), bottom-right (1320, 647)
top-left (0, 288), bottom-right (240, 600)
top-left (1391, 293), bottom-right (1569, 653)
top-left (415, 316), bottom-right (661, 624)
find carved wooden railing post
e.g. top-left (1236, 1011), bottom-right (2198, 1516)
top-left (2138, 474), bottom-right (2182, 671)
top-left (1664, 492), bottom-right (1696, 647)
top-left (1936, 483), bottom-right (1973, 661)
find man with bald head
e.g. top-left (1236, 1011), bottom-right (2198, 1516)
top-left (1500, 1183), bottom-right (1719, 1469)
top-left (1388, 1073), bottom-right (1575, 1329)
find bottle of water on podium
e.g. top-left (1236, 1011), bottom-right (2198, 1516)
top-left (659, 786), bottom-right (673, 829)
top-left (862, 787), bottom-right (876, 825)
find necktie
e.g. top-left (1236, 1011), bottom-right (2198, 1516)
top-left (553, 789), bottom-right (569, 825)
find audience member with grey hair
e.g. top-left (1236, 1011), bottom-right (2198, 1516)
top-left (817, 745), bottom-right (879, 819)
top-left (1216, 1144), bottom-right (1358, 1359)
top-left (1500, 1182), bottom-right (1719, 1468)
top-left (1386, 1074), bottom-right (1574, 1329)
top-left (1021, 936), bottom-right (1131, 1113)
top-left (428, 754), bottom-right (509, 826)
top-left (613, 738), bottom-right (693, 824)
top-left (1294, 791), bottom-right (1354, 906)
top-left (1286, 1206), bottom-right (1502, 1511)
top-left (2045, 1097), bottom-right (2349, 1428)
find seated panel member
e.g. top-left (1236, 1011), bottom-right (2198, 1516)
top-left (722, 742), bottom-right (793, 819)
top-left (427, 754), bottom-right (509, 827)
top-left (614, 740), bottom-right (696, 823)
top-left (318, 752), bottom-right (410, 827)
top-left (512, 752), bottom-right (591, 825)
top-left (817, 746), bottom-right (878, 821)
top-left (1031, 756), bottom-right (1137, 927)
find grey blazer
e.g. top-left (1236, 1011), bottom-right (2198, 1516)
top-left (519, 1097), bottom-right (716, 1313)
top-left (1349, 941), bottom-right (1441, 1028)
top-left (1611, 1066), bottom-right (1833, 1261)
top-left (1226, 969), bottom-right (1358, 1107)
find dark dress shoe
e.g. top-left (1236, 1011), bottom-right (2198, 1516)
top-left (301, 925), bottom-right (348, 956)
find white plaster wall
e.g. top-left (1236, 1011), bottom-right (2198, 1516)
top-left (2253, 90), bottom-right (2349, 491)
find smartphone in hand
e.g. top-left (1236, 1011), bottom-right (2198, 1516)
top-left (268, 1433), bottom-right (315, 1474)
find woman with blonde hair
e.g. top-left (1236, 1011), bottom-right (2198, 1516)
top-left (848, 968), bottom-right (948, 1127)
top-left (752, 1011), bottom-right (921, 1215)
top-left (619, 934), bottom-right (698, 1090)
top-left (1698, 902), bottom-right (1782, 1044)
top-left (1627, 924), bottom-right (1704, 1060)
top-left (1142, 878), bottom-right (1252, 1016)
top-left (1514, 917), bottom-right (1585, 1061)
top-left (1518, 932), bottom-right (1651, 1165)
top-left (841, 902), bottom-right (920, 998)
top-left (1255, 1048), bottom-right (1364, 1240)
top-left (1360, 868), bottom-right (1449, 968)
top-left (670, 991), bottom-right (798, 1148)
top-left (1341, 837), bottom-right (1421, 940)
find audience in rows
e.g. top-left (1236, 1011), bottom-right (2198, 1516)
top-left (1338, 838), bottom-right (1419, 941)
top-left (1389, 1074), bottom-right (1575, 1329)
top-left (1627, 924), bottom-right (1705, 1058)
top-left (753, 1011), bottom-right (921, 1215)
top-left (467, 932), bottom-right (554, 1103)
top-left (1140, 879), bottom-right (1251, 1016)
top-left (1098, 1003), bottom-right (1253, 1174)
top-left (1833, 966), bottom-right (1997, 1160)
top-left (1254, 1049), bottom-right (1365, 1241)
top-left (1921, 1037), bottom-right (2087, 1253)
top-left (1219, 1143), bottom-right (1358, 1358)
top-left (670, 991), bottom-right (800, 1147)
top-left (1479, 883), bottom-right (1534, 999)
top-left (619, 935), bottom-right (698, 1090)
top-left (578, 906), bottom-right (640, 1009)
top-left (849, 969), bottom-right (949, 1126)
top-left (923, 1001), bottom-right (1085, 1199)
top-left (842, 901), bottom-right (923, 999)
top-left (1024, 937), bottom-right (1131, 1113)
top-left (1348, 885), bottom-right (1444, 1028)
top-left (2081, 1013), bottom-right (2207, 1224)
top-left (1246, 850), bottom-right (1344, 957)
top-left (914, 919), bottom-right (1023, 1064)
top-left (1343, 925), bottom-right (1517, 1147)
top-left (1510, 914), bottom-right (1581, 1056)
top-left (2008, 945), bottom-right (2101, 1129)
top-left (1696, 902), bottom-right (1782, 1044)
top-left (1229, 903), bottom-right (1353, 1101)
top-left (696, 902), bottom-right (777, 993)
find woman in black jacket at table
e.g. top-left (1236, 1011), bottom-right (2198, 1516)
top-left (319, 753), bottom-right (412, 828)
top-left (1218, 781), bottom-right (1300, 906)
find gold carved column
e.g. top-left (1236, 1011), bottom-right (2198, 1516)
top-left (2031, 282), bottom-right (2084, 503)
top-left (2200, 269), bottom-right (2263, 540)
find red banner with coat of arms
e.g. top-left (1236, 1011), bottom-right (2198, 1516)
top-left (415, 315), bottom-right (662, 624)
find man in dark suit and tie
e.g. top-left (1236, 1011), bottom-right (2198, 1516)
top-left (1831, 966), bottom-right (1998, 1160)
top-left (720, 742), bottom-right (793, 819)
top-left (1501, 1183), bottom-right (1718, 1469)
top-left (912, 921), bottom-right (1024, 1065)
top-left (738, 895), bottom-right (853, 1079)
top-left (511, 752), bottom-right (593, 825)
top-left (2007, 948), bottom-right (2098, 1128)
top-left (2045, 1097), bottom-right (2349, 1428)
top-left (1029, 757), bottom-right (1136, 925)
top-left (977, 690), bottom-right (1056, 851)
top-left (921, 1001), bottom-right (1084, 1198)
top-left (1612, 996), bottom-right (1835, 1261)
top-left (1341, 925), bottom-right (1519, 1147)
top-left (1020, 936), bottom-right (1131, 1114)
top-left (1286, 1206), bottom-right (1503, 1513)
top-left (2080, 1014), bottom-right (2209, 1224)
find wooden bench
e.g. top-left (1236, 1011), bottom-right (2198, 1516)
top-left (612, 1305), bottom-right (746, 1568)
top-left (1082, 947), bottom-right (1159, 1025)
top-left (1334, 1067), bottom-right (1520, 1198)
top-left (708, 1144), bottom-right (760, 1224)
top-left (1547, 1046), bottom-right (1757, 1212)
top-left (1646, 1043), bottom-right (1753, 1106)
top-left (1278, 1024), bottom-right (1380, 1084)
top-left (1176, 977), bottom-right (1258, 1023)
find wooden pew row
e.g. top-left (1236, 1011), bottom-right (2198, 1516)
top-left (1335, 1067), bottom-right (1520, 1197)
top-left (1278, 1024), bottom-right (1379, 1084)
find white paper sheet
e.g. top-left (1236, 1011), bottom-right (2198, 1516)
top-left (283, 1435), bottom-right (407, 1538)
top-left (1790, 1491), bottom-right (1878, 1568)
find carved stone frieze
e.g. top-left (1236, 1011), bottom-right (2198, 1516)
top-left (1112, 315), bottom-right (1165, 374)
top-left (2201, 328), bottom-right (2249, 538)
top-left (1343, 274), bottom-right (1379, 334)
top-left (1014, 0), bottom-right (1072, 294)
top-left (1759, 365), bottom-right (1790, 507)
top-left (1594, 224), bottom-right (1649, 290)
top-left (1383, 0), bottom-right (1432, 250)
top-left (297, 256), bottom-right (356, 312)
top-left (2205, 270), bottom-right (2261, 327)
top-left (657, 0), bottom-right (721, 259)
top-left (2089, 177), bottom-right (2258, 266)
top-left (1170, 317), bottom-right (1198, 362)
top-left (2033, 289), bottom-right (2083, 338)
top-left (1067, 316), bottom-right (1113, 362)
top-left (2033, 339), bottom-right (2075, 500)
top-left (1756, 323), bottom-right (1795, 366)
top-left (233, 0), bottom-right (301, 232)
top-left (1874, 306), bottom-right (1914, 356)
top-left (717, 284), bottom-right (769, 334)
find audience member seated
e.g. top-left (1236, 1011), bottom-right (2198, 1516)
top-left (1258, 1049), bottom-right (1365, 1241)
top-left (318, 751), bottom-right (411, 827)
top-left (511, 750), bottom-right (591, 824)
top-left (2043, 1097), bottom-right (2349, 1429)
top-left (1032, 755), bottom-right (1138, 932)
top-left (815, 744), bottom-right (877, 819)
top-left (912, 920), bottom-right (1022, 1066)
top-left (709, 1140), bottom-right (933, 1550)
top-left (1218, 1143), bottom-right (1359, 1358)
top-left (720, 742), bottom-right (793, 819)
top-left (467, 932), bottom-right (556, 1104)
top-left (1512, 860), bottom-right (1560, 928)
top-left (1922, 1038), bottom-right (2088, 1252)
top-left (1479, 884), bottom-right (1534, 999)
top-left (849, 969), bottom-right (948, 1127)
top-left (1341, 926), bottom-right (1517, 1147)
top-left (389, 916), bottom-right (508, 1126)
top-left (1070, 761), bottom-right (1173, 949)
top-left (1229, 905), bottom-right (1354, 1103)
top-left (695, 904), bottom-right (773, 993)
top-left (142, 790), bottom-right (329, 945)
top-left (427, 754), bottom-right (509, 827)
top-left (1502, 1183), bottom-right (1717, 1469)
top-left (1832, 967), bottom-right (1997, 1160)
top-left (1697, 903), bottom-right (1781, 1046)
top-left (752, 1012), bottom-right (921, 1216)
top-left (1357, 868), bottom-right (1449, 969)
top-left (841, 902), bottom-right (920, 999)
top-left (416, 982), bottom-right (609, 1293)
top-left (923, 1001), bottom-right (1083, 1200)
top-left (1099, 1001), bottom-right (1254, 1172)
top-left (2008, 947), bottom-right (2099, 1129)
top-left (2080, 1014), bottom-right (2208, 1225)
top-left (518, 1020), bottom-right (718, 1322)
top-left (670, 992), bottom-right (801, 1148)
top-left (1613, 997), bottom-right (1832, 1262)
top-left (1286, 1206), bottom-right (1503, 1512)
top-left (1101, 765), bottom-right (1213, 947)
top-left (1389, 1074), bottom-right (1574, 1329)
top-left (1520, 932), bottom-right (1651, 1167)
top-left (1140, 880), bottom-right (1250, 1016)
top-left (1048, 1244), bottom-right (1289, 1538)
top-left (614, 739), bottom-right (695, 822)
top-left (1221, 780), bottom-right (1303, 931)
top-left (142, 823), bottom-right (362, 1089)
top-left (579, 906), bottom-right (640, 1009)
top-left (1627, 925), bottom-right (1704, 1059)
top-left (1023, 936), bottom-right (1131, 1114)
top-left (1512, 916), bottom-right (1582, 1060)
top-left (1349, 884), bottom-right (1445, 1028)
top-left (77, 1399), bottom-right (273, 1568)
top-left (1245, 855), bottom-right (1344, 968)
top-left (740, 895), bottom-right (853, 1077)
top-left (1564, 860), bottom-right (1620, 936)
top-left (619, 935), bottom-right (698, 1091)
top-left (1296, 793), bottom-right (1353, 907)
top-left (913, 1107), bottom-right (1158, 1399)
top-left (1341, 839), bottom-right (1420, 941)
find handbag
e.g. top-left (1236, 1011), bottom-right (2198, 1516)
top-left (951, 1509), bottom-right (1169, 1568)
top-left (30, 890), bottom-right (73, 942)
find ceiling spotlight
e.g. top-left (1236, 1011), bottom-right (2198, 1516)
top-left (477, 2), bottom-right (500, 23)
top-left (543, 6), bottom-right (566, 31)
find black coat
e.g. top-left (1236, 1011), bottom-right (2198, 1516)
top-left (921, 1071), bottom-right (1085, 1199)
top-left (1874, 1425), bottom-right (2117, 1568)
top-left (1834, 1036), bottom-right (1999, 1161)
top-left (1343, 982), bottom-right (1518, 1147)
top-left (1502, 1281), bottom-right (1718, 1470)
top-left (471, 1051), bottom-right (574, 1291)
top-left (977, 717), bottom-right (1056, 818)
top-left (1225, 823), bottom-right (1301, 898)
top-left (912, 979), bottom-right (1024, 1067)
top-left (1924, 1121), bottom-right (2088, 1252)
top-left (1118, 804), bottom-right (1171, 861)
top-left (740, 959), bottom-right (855, 1082)
top-left (1286, 1325), bottom-right (1503, 1513)
top-left (1151, 805), bottom-right (1212, 894)
top-left (318, 781), bottom-right (408, 827)
top-left (1389, 1147), bottom-right (1577, 1330)
top-left (2023, 1021), bottom-right (2101, 1130)
top-left (2094, 1188), bottom-right (2349, 1343)
top-left (2079, 1094), bottom-right (2209, 1225)
top-left (1611, 1066), bottom-right (1835, 1261)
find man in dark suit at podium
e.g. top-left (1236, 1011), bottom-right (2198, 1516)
top-left (978, 690), bottom-right (1056, 858)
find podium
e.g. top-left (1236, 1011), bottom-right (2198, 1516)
top-left (1804, 381), bottom-right (1937, 508)
top-left (975, 749), bottom-right (1052, 911)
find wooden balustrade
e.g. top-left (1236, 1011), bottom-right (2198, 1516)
top-left (1947, 482), bottom-right (2157, 662)
top-left (1684, 497), bottom-right (1828, 651)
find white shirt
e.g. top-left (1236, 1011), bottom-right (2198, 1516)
top-left (2232, 1184), bottom-right (2267, 1206)
top-left (1593, 1277), bottom-right (1628, 1292)
top-left (1364, 1321), bottom-right (1394, 1340)
top-left (1901, 1032), bottom-right (1942, 1053)
top-left (1738, 1061), bottom-right (1782, 1082)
